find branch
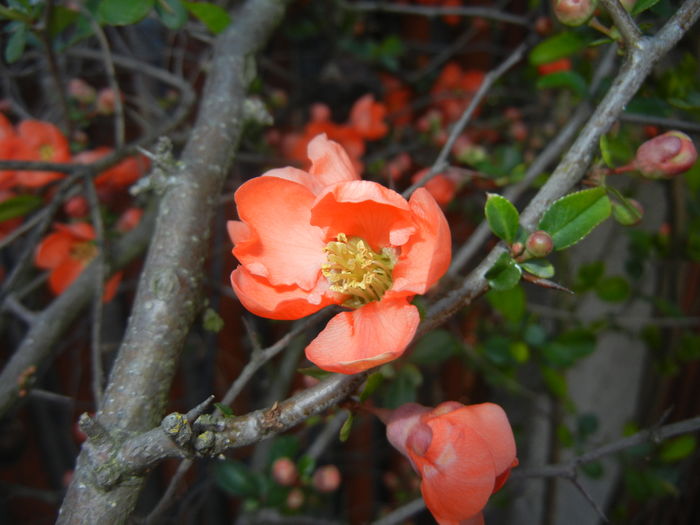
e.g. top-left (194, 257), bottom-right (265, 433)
top-left (600, 0), bottom-right (643, 46)
top-left (57, 1), bottom-right (291, 523)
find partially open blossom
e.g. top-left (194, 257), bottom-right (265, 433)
top-left (631, 130), bottom-right (697, 179)
top-left (312, 464), bottom-right (342, 493)
top-left (385, 402), bottom-right (517, 525)
top-left (229, 134), bottom-right (451, 374)
top-left (552, 0), bottom-right (598, 26)
top-left (34, 222), bottom-right (121, 301)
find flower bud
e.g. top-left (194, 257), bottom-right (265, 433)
top-left (612, 199), bottom-right (643, 226)
top-left (525, 230), bottom-right (554, 258)
top-left (312, 465), bottom-right (341, 493)
top-left (633, 131), bottom-right (697, 179)
top-left (286, 488), bottom-right (304, 510)
top-left (64, 195), bottom-right (89, 218)
top-left (552, 0), bottom-right (598, 26)
top-left (272, 457), bottom-right (298, 486)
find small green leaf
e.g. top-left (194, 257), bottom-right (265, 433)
top-left (529, 31), bottom-right (587, 66)
top-left (659, 435), bottom-right (696, 462)
top-left (297, 455), bottom-right (316, 480)
top-left (202, 307), bottom-right (224, 332)
top-left (521, 259), bottom-right (555, 279)
top-left (538, 187), bottom-right (612, 250)
top-left (214, 402), bottom-right (234, 417)
top-left (485, 193), bottom-right (520, 244)
top-left (576, 261), bottom-right (605, 290)
top-left (339, 413), bottom-right (354, 442)
top-left (631, 0), bottom-right (662, 16)
top-left (155, 0), bottom-right (187, 29)
top-left (49, 6), bottom-right (80, 37)
top-left (595, 275), bottom-right (630, 302)
top-left (581, 461), bottom-right (604, 479)
top-left (98, 0), bottom-right (155, 25)
top-left (536, 71), bottom-right (587, 97)
top-left (297, 367), bottom-right (332, 381)
top-left (541, 329), bottom-right (596, 368)
top-left (0, 194), bottom-right (41, 221)
top-left (183, 1), bottom-right (231, 34)
top-left (5, 22), bottom-right (27, 63)
top-left (599, 134), bottom-right (614, 168)
top-left (359, 372), bottom-right (384, 402)
top-left (486, 285), bottom-right (525, 323)
top-left (215, 460), bottom-right (259, 498)
top-left (485, 252), bottom-right (522, 291)
top-left (541, 366), bottom-right (568, 399)
top-left (509, 341), bottom-right (530, 363)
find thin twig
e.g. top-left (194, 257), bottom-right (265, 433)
top-left (600, 0), bottom-right (643, 46)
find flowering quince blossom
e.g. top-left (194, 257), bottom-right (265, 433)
top-left (229, 134), bottom-right (451, 374)
top-left (385, 401), bottom-right (518, 525)
top-left (34, 222), bottom-right (121, 302)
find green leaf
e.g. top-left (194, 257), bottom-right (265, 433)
top-left (268, 435), bottom-right (299, 465)
top-left (576, 261), bottom-right (605, 290)
top-left (339, 412), bottom-right (354, 442)
top-left (98, 0), bottom-right (155, 25)
top-left (486, 286), bottom-right (525, 323)
top-left (595, 275), bottom-right (630, 302)
top-left (541, 366), bottom-right (568, 399)
top-left (485, 252), bottom-right (522, 291)
top-left (581, 461), bottom-right (604, 479)
top-left (538, 187), bottom-right (612, 250)
top-left (410, 330), bottom-right (460, 365)
top-left (382, 364), bottom-right (422, 409)
top-left (49, 6), bottom-right (80, 37)
top-left (541, 329), bottom-right (596, 368)
top-left (482, 336), bottom-right (514, 366)
top-left (521, 259), bottom-right (555, 279)
top-left (659, 435), bottom-right (696, 462)
top-left (529, 31), bottom-right (587, 66)
top-left (215, 460), bottom-right (259, 498)
top-left (202, 307), bottom-right (224, 332)
top-left (631, 0), bottom-right (662, 16)
top-left (183, 1), bottom-right (230, 34)
top-left (214, 403), bottom-right (234, 417)
top-left (359, 372), bottom-right (384, 402)
top-left (297, 367), bottom-right (332, 381)
top-left (155, 0), bottom-right (187, 29)
top-left (297, 455), bottom-right (316, 480)
top-left (536, 71), bottom-right (587, 97)
top-left (5, 22), bottom-right (27, 63)
top-left (485, 193), bottom-right (520, 244)
top-left (0, 194), bottom-right (41, 221)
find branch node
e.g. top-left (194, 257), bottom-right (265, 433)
top-left (161, 413), bottom-right (194, 449)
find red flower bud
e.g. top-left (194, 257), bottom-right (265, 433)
top-left (272, 457), bottom-right (298, 486)
top-left (552, 0), bottom-right (598, 26)
top-left (312, 465), bottom-right (341, 493)
top-left (633, 131), bottom-right (697, 179)
top-left (526, 230), bottom-right (554, 258)
top-left (286, 488), bottom-right (304, 510)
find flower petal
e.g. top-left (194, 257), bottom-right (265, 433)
top-left (414, 418), bottom-right (496, 523)
top-left (262, 166), bottom-right (325, 195)
top-left (305, 297), bottom-right (419, 374)
top-left (232, 176), bottom-right (326, 289)
top-left (231, 266), bottom-right (334, 320)
top-left (390, 188), bottom-right (451, 295)
top-left (311, 180), bottom-right (415, 250)
top-left (307, 134), bottom-right (359, 187)
top-left (49, 259), bottom-right (86, 295)
top-left (35, 231), bottom-right (74, 269)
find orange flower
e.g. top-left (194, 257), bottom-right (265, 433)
top-left (411, 168), bottom-right (458, 207)
top-left (431, 63), bottom-right (485, 122)
top-left (385, 401), bottom-right (518, 525)
top-left (0, 114), bottom-right (17, 190)
top-left (34, 222), bottom-right (121, 301)
top-left (73, 147), bottom-right (148, 191)
top-left (229, 134), bottom-right (451, 374)
top-left (10, 120), bottom-right (71, 188)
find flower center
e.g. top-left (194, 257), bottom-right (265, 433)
top-left (322, 233), bottom-right (396, 308)
top-left (70, 241), bottom-right (98, 262)
top-left (39, 144), bottom-right (55, 161)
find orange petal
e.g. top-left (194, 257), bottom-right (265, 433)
top-left (349, 94), bottom-right (388, 140)
top-left (55, 222), bottom-right (95, 241)
top-left (444, 403), bottom-right (517, 476)
top-left (390, 188), bottom-right (451, 295)
top-left (102, 271), bottom-right (122, 302)
top-left (307, 134), bottom-right (359, 187)
top-left (305, 297), bottom-right (419, 374)
top-left (414, 418), bottom-right (496, 523)
top-left (311, 180), bottom-right (415, 250)
top-left (233, 176), bottom-right (326, 289)
top-left (262, 166), bottom-right (325, 195)
top-left (231, 266), bottom-right (334, 320)
top-left (35, 231), bottom-right (74, 269)
top-left (48, 259), bottom-right (86, 295)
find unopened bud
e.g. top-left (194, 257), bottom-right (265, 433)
top-left (64, 195), bottom-right (89, 218)
top-left (634, 131), bottom-right (697, 179)
top-left (525, 231), bottom-right (554, 258)
top-left (312, 465), bottom-right (341, 493)
top-left (612, 199), bottom-right (643, 226)
top-left (552, 0), bottom-right (598, 26)
top-left (286, 488), bottom-right (304, 510)
top-left (272, 457), bottom-right (298, 486)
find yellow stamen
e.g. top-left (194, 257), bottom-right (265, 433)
top-left (70, 241), bottom-right (98, 262)
top-left (322, 233), bottom-right (396, 308)
top-left (39, 144), bottom-right (54, 161)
